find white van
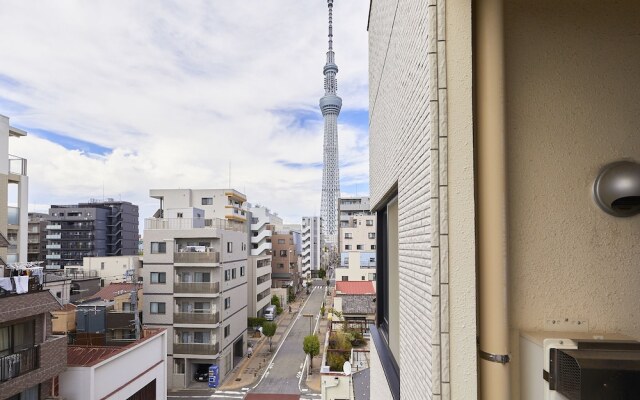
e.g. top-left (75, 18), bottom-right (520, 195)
top-left (264, 305), bottom-right (276, 321)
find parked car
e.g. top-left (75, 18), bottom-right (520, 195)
top-left (194, 369), bottom-right (208, 382)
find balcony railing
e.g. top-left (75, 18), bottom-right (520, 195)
top-left (173, 342), bottom-right (219, 355)
top-left (7, 207), bottom-right (19, 225)
top-left (0, 347), bottom-right (39, 382)
top-left (173, 281), bottom-right (220, 295)
top-left (174, 251), bottom-right (220, 264)
top-left (46, 234), bottom-right (61, 240)
top-left (46, 224), bottom-right (61, 230)
top-left (174, 311), bottom-right (220, 325)
top-left (8, 155), bottom-right (27, 176)
top-left (46, 244), bottom-right (61, 249)
top-left (145, 217), bottom-right (246, 232)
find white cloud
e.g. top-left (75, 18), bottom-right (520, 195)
top-left (1, 0), bottom-right (370, 225)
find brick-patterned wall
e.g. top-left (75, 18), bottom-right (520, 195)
top-left (369, 0), bottom-right (450, 399)
top-left (0, 290), bottom-right (62, 324)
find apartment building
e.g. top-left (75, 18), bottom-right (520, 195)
top-left (368, 1), bottom-right (640, 399)
top-left (1, 115), bottom-right (28, 265)
top-left (27, 212), bottom-right (49, 262)
top-left (45, 200), bottom-right (139, 269)
top-left (301, 216), bottom-right (321, 278)
top-left (248, 204), bottom-right (283, 256)
top-left (143, 189), bottom-right (248, 389)
top-left (247, 255), bottom-right (272, 318)
top-left (0, 275), bottom-right (68, 399)
top-left (270, 230), bottom-right (302, 291)
top-left (337, 215), bottom-right (376, 282)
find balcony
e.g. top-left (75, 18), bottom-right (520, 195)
top-left (0, 347), bottom-right (38, 382)
top-left (174, 282), bottom-right (220, 295)
top-left (174, 251), bottom-right (220, 264)
top-left (145, 217), bottom-right (246, 232)
top-left (46, 234), bottom-right (61, 240)
top-left (7, 207), bottom-right (19, 225)
top-left (46, 224), bottom-right (61, 230)
top-left (174, 311), bottom-right (220, 325)
top-left (173, 342), bottom-right (219, 356)
top-left (46, 254), bottom-right (61, 260)
top-left (46, 244), bottom-right (61, 250)
top-left (8, 154), bottom-right (27, 176)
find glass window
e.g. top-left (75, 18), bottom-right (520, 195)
top-left (224, 297), bottom-right (231, 309)
top-left (277, 239), bottom-right (285, 244)
top-left (227, 242), bottom-right (233, 253)
top-left (201, 198), bottom-right (213, 205)
top-left (369, 233), bottom-right (376, 239)
top-left (357, 245), bottom-right (364, 250)
top-left (344, 233), bottom-right (353, 239)
top-left (224, 270), bottom-right (231, 281)
top-left (150, 272), bottom-right (166, 284)
top-left (240, 266), bottom-right (245, 277)
top-left (366, 220), bottom-right (374, 226)
top-left (174, 359), bottom-right (185, 374)
top-left (150, 302), bottom-right (166, 314)
top-left (232, 268), bottom-right (237, 279)
top-left (279, 250), bottom-right (287, 257)
top-left (224, 325), bottom-right (230, 338)
top-left (194, 272), bottom-right (210, 283)
top-left (151, 242), bottom-right (166, 254)
top-left (345, 245), bottom-right (352, 250)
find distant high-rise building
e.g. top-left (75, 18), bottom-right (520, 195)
top-left (301, 216), bottom-right (321, 277)
top-left (319, 0), bottom-right (341, 247)
top-left (248, 204), bottom-right (283, 256)
top-left (28, 212), bottom-right (49, 262)
top-left (45, 200), bottom-right (139, 269)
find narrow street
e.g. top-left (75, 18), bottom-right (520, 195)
top-left (249, 279), bottom-right (326, 397)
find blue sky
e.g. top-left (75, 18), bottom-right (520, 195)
top-left (0, 0), bottom-right (371, 224)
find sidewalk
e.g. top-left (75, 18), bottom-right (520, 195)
top-left (304, 286), bottom-right (333, 393)
top-left (219, 294), bottom-right (309, 391)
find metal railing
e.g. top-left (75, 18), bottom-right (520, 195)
top-left (145, 217), bottom-right (246, 232)
top-left (173, 281), bottom-right (220, 294)
top-left (173, 342), bottom-right (219, 355)
top-left (0, 346), bottom-right (39, 382)
top-left (174, 311), bottom-right (220, 325)
top-left (174, 251), bottom-right (220, 264)
top-left (8, 155), bottom-right (27, 176)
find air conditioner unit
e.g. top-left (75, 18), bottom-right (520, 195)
top-left (521, 331), bottom-right (640, 400)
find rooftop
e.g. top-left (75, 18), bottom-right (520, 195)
top-left (67, 328), bottom-right (163, 367)
top-left (92, 282), bottom-right (141, 302)
top-left (335, 281), bottom-right (376, 295)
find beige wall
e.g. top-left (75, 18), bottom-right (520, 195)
top-left (504, 0), bottom-right (640, 396)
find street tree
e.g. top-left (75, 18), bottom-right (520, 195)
top-left (303, 334), bottom-right (321, 370)
top-left (262, 321), bottom-right (277, 352)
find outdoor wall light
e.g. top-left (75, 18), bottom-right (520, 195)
top-left (593, 161), bottom-right (640, 217)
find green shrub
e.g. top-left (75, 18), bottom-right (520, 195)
top-left (327, 351), bottom-right (347, 372)
top-left (248, 317), bottom-right (266, 329)
top-left (276, 306), bottom-right (283, 315)
top-left (271, 295), bottom-right (281, 308)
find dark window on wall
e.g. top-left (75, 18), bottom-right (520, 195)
top-left (240, 266), bottom-right (245, 277)
top-left (232, 268), bottom-right (237, 279)
top-left (224, 270), bottom-right (231, 281)
top-left (277, 239), bottom-right (285, 244)
top-left (227, 242), bottom-right (233, 253)
top-left (150, 272), bottom-right (166, 284)
top-left (150, 302), bottom-right (166, 314)
top-left (224, 297), bottom-right (231, 309)
top-left (279, 250), bottom-right (287, 257)
top-left (373, 191), bottom-right (400, 399)
top-left (202, 198), bottom-right (213, 205)
top-left (224, 325), bottom-right (230, 338)
top-left (151, 242), bottom-right (166, 254)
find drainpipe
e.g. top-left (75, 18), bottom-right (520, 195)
top-left (475, 0), bottom-right (510, 399)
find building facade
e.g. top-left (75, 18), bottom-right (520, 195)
top-left (45, 200), bottom-right (139, 269)
top-left (270, 230), bottom-right (302, 291)
top-left (249, 204), bottom-right (283, 257)
top-left (337, 215), bottom-right (376, 282)
top-left (82, 255), bottom-right (142, 286)
top-left (368, 1), bottom-right (640, 399)
top-left (1, 115), bottom-right (28, 265)
top-left (301, 216), bottom-right (321, 278)
top-left (27, 212), bottom-right (49, 262)
top-left (143, 189), bottom-right (248, 389)
top-left (0, 281), bottom-right (68, 399)
top-left (247, 255), bottom-right (272, 318)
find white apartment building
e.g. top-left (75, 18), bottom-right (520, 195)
top-left (337, 215), bottom-right (376, 282)
top-left (247, 255), bottom-right (272, 318)
top-left (338, 197), bottom-right (372, 226)
top-left (82, 255), bottom-right (142, 286)
top-left (248, 204), bottom-right (283, 256)
top-left (1, 114), bottom-right (28, 265)
top-left (150, 188), bottom-right (248, 226)
top-left (301, 216), bottom-right (321, 278)
top-left (143, 189), bottom-right (248, 389)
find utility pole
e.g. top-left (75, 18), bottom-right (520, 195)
top-left (303, 313), bottom-right (314, 336)
top-left (128, 268), bottom-right (141, 340)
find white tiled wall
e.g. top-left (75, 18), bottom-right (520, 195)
top-left (369, 0), bottom-right (449, 399)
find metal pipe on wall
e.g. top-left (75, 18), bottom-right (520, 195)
top-left (474, 0), bottom-right (510, 398)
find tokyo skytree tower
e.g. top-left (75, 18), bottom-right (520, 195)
top-left (319, 0), bottom-right (341, 246)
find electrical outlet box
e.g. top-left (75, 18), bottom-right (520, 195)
top-left (544, 317), bottom-right (589, 332)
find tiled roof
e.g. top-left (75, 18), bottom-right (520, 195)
top-left (335, 281), bottom-right (376, 295)
top-left (93, 283), bottom-right (141, 301)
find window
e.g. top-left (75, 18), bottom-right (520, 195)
top-left (362, 276), bottom-right (365, 280)
top-left (56, 291), bottom-right (62, 298)
top-left (371, 193), bottom-right (400, 398)
top-left (202, 197), bottom-right (213, 205)
top-left (369, 233), bottom-right (376, 239)
top-left (151, 242), bottom-right (166, 254)
top-left (240, 266), bottom-right (245, 277)
top-left (224, 270), bottom-right (231, 281)
top-left (227, 242), bottom-right (233, 253)
top-left (224, 325), bottom-right (230, 338)
top-left (277, 239), bottom-right (285, 244)
top-left (345, 245), bottom-right (352, 250)
top-left (0, 320), bottom-right (35, 357)
top-left (368, 273), bottom-right (377, 281)
top-left (278, 263), bottom-right (284, 269)
top-left (100, 262), bottom-right (105, 270)
top-left (150, 302), bottom-right (166, 314)
top-left (150, 272), bottom-right (166, 284)
top-left (342, 276), bottom-right (348, 281)
top-left (174, 359), bottom-right (185, 374)
top-left (344, 233), bottom-right (353, 239)
top-left (357, 245), bottom-right (364, 250)
top-left (366, 220), bottom-right (374, 226)
top-left (279, 250), bottom-right (287, 257)
top-left (224, 297), bottom-right (231, 309)
top-left (232, 268), bottom-right (237, 279)
top-left (122, 302), bottom-right (132, 312)
top-left (177, 212), bottom-right (183, 218)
